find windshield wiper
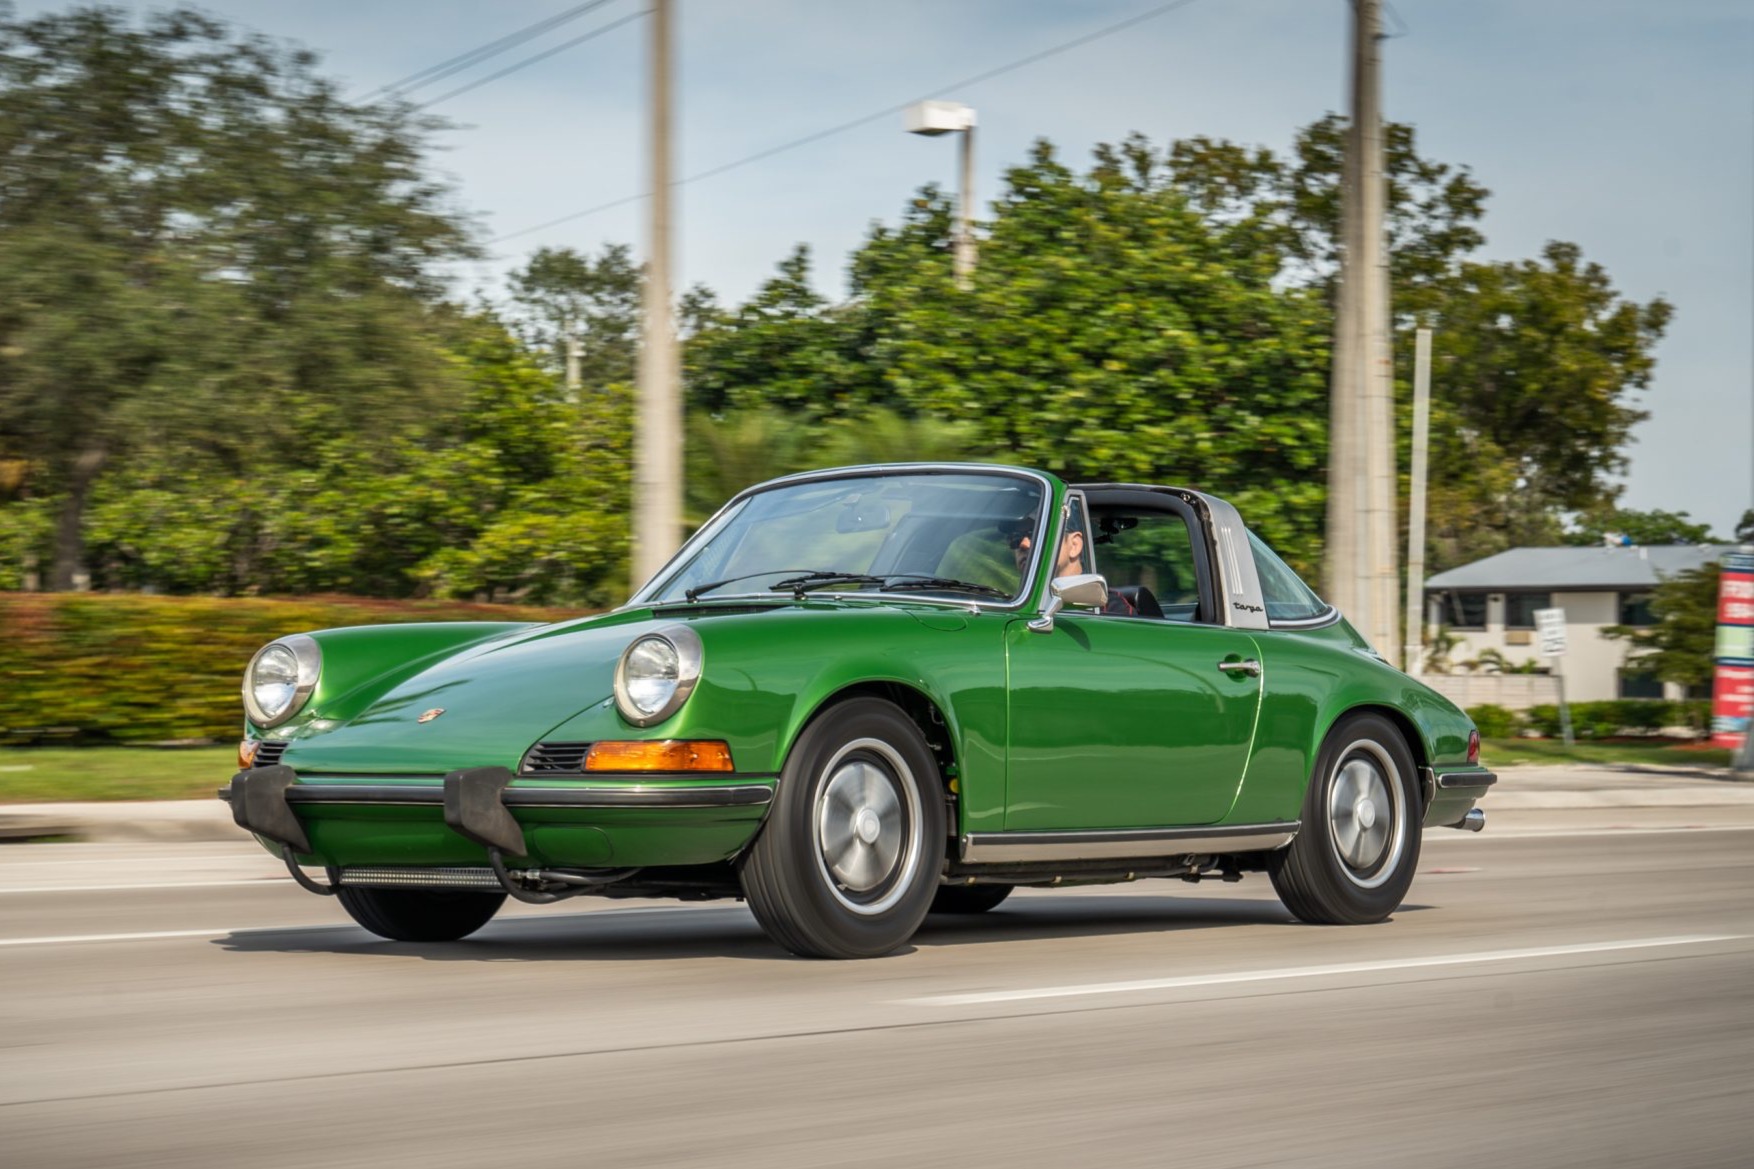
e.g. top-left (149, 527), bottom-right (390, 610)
top-left (769, 571), bottom-right (887, 598)
top-left (878, 576), bottom-right (1010, 598)
top-left (683, 569), bottom-right (821, 603)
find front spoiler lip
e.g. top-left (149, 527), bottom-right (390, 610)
top-left (223, 764), bottom-right (777, 866)
top-left (218, 775), bottom-right (777, 810)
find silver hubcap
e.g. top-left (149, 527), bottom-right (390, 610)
top-left (813, 738), bottom-right (922, 915)
top-left (1327, 741), bottom-right (1406, 889)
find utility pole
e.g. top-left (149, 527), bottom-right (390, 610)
top-left (564, 328), bottom-right (582, 399)
top-left (1404, 326), bottom-right (1431, 674)
top-left (1325, 0), bottom-right (1399, 665)
top-left (632, 0), bottom-right (681, 594)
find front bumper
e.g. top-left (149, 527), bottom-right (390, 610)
top-left (220, 764), bottom-right (775, 867)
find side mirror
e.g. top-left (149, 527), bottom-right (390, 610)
top-left (1029, 572), bottom-right (1109, 634)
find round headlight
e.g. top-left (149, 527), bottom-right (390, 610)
top-left (243, 635), bottom-right (321, 729)
top-left (614, 627), bottom-right (703, 727)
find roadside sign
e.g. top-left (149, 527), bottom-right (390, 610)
top-left (1712, 551), bottom-right (1754, 751)
top-left (1534, 607), bottom-right (1567, 657)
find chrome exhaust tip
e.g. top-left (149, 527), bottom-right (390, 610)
top-left (1451, 808), bottom-right (1485, 833)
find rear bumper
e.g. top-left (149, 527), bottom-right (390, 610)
top-left (1421, 765), bottom-right (1497, 830)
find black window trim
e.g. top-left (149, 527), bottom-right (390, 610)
top-left (1076, 486), bottom-right (1219, 625)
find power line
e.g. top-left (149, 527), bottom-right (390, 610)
top-left (416, 9), bottom-right (648, 110)
top-left (490, 0), bottom-right (1205, 246)
top-left (363, 0), bottom-right (624, 100)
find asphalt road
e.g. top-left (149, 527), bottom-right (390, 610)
top-left (3, 802), bottom-right (1752, 1169)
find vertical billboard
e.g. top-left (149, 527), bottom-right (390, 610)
top-left (1712, 551), bottom-right (1754, 748)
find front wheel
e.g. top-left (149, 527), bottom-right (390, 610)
top-left (740, 698), bottom-right (945, 958)
top-left (1268, 712), bottom-right (1421, 925)
top-left (336, 886), bottom-right (506, 942)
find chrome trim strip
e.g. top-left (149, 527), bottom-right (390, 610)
top-left (1436, 769), bottom-right (1498, 790)
top-left (959, 822), bottom-right (1300, 864)
top-left (226, 781), bottom-right (776, 809)
top-left (1267, 606), bottom-right (1343, 631)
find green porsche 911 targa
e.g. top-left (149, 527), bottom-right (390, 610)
top-left (224, 463), bottom-right (1493, 958)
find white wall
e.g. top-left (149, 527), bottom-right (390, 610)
top-left (1422, 588), bottom-right (1659, 705)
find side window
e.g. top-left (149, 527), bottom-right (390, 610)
top-left (1090, 507), bottom-right (1201, 622)
top-left (1247, 531), bottom-right (1329, 623)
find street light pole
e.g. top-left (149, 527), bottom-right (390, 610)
top-left (632, 0), bottom-right (680, 594)
top-left (905, 100), bottom-right (978, 289)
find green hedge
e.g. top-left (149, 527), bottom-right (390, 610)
top-left (0, 594), bottom-right (589, 745)
top-left (1508, 700), bottom-right (1711, 740)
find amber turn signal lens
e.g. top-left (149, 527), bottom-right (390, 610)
top-left (584, 740), bottom-right (734, 772)
top-left (238, 739), bottom-right (260, 769)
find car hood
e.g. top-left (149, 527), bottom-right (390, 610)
top-left (281, 611), bottom-right (665, 775)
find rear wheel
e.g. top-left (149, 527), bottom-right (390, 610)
top-left (1269, 712), bottom-right (1421, 925)
top-left (740, 698), bottom-right (945, 958)
top-left (929, 884), bottom-right (1013, 914)
top-left (336, 887), bottom-right (506, 942)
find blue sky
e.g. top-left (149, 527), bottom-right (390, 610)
top-left (21, 0), bottom-right (1754, 538)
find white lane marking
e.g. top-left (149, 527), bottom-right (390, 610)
top-left (1430, 825), bottom-right (1754, 840)
top-left (0, 880), bottom-right (282, 895)
top-left (902, 935), bottom-right (1750, 1006)
top-left (0, 904), bottom-right (734, 948)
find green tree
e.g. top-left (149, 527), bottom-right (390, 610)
top-left (1566, 508), bottom-right (1716, 547)
top-left (0, 5), bottom-right (473, 588)
top-left (506, 244), bottom-right (640, 390)
top-left (1164, 118), bottom-right (1669, 570)
top-left (1603, 564), bottom-right (1721, 694)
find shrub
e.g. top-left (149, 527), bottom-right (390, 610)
top-left (1465, 704), bottom-right (1519, 738)
top-left (0, 593), bottom-right (588, 745)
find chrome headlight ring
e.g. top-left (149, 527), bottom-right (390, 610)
top-left (613, 625), bottom-right (704, 727)
top-left (242, 634), bottom-right (322, 729)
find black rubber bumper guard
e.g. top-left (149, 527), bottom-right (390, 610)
top-left (224, 765), bottom-right (550, 902)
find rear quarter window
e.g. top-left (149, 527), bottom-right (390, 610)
top-left (1248, 531), bottom-right (1330, 623)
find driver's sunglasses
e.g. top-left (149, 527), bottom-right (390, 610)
top-left (1006, 525), bottom-right (1034, 551)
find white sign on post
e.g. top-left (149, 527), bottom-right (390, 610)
top-left (1533, 607), bottom-right (1574, 745)
top-left (1534, 607), bottom-right (1568, 658)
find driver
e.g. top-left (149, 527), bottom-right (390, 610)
top-left (1009, 514), bottom-right (1137, 617)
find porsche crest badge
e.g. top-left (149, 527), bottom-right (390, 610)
top-left (417, 708), bottom-right (446, 724)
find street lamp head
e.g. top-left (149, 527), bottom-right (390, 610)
top-left (904, 100), bottom-right (976, 136)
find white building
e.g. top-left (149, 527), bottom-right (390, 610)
top-left (1420, 544), bottom-right (1725, 707)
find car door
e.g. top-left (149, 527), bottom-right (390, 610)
top-left (1004, 493), bottom-right (1263, 830)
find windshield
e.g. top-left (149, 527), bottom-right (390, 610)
top-left (646, 470), bottom-right (1049, 604)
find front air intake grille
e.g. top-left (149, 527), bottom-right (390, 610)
top-left (255, 741), bottom-right (289, 767)
top-left (519, 741), bottom-right (592, 776)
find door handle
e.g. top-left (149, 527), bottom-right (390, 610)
top-left (1217, 658), bottom-right (1261, 677)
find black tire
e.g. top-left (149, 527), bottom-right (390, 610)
top-left (336, 886), bottom-right (507, 942)
top-left (929, 884), bottom-right (1013, 914)
top-left (1268, 712), bottom-right (1422, 925)
top-left (740, 697), bottom-right (946, 958)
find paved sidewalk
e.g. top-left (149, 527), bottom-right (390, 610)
top-left (0, 762), bottom-right (1749, 843)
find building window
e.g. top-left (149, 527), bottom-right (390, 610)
top-left (1618, 670), bottom-right (1664, 700)
top-left (1503, 591), bottom-right (1551, 629)
top-left (1440, 591), bottom-right (1487, 630)
top-left (1619, 591), bottom-right (1656, 626)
